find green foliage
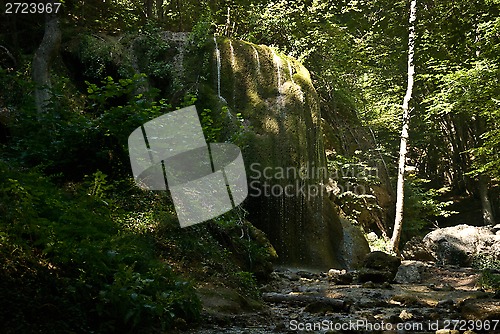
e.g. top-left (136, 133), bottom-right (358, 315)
top-left (78, 34), bottom-right (134, 80)
top-left (189, 11), bottom-right (215, 50)
top-left (7, 74), bottom-right (169, 179)
top-left (0, 161), bottom-right (201, 332)
top-left (97, 265), bottom-right (200, 332)
top-left (133, 24), bottom-right (172, 81)
top-left (234, 271), bottom-right (260, 299)
top-left (472, 254), bottom-right (500, 291)
top-left (200, 107), bottom-right (223, 142)
top-left (478, 270), bottom-right (500, 291)
top-left (402, 177), bottom-right (456, 238)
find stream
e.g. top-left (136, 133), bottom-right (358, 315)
top-left (191, 265), bottom-right (499, 334)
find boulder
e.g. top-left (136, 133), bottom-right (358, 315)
top-left (338, 218), bottom-right (370, 269)
top-left (395, 260), bottom-right (429, 284)
top-left (358, 251), bottom-right (401, 283)
top-left (402, 236), bottom-right (435, 262)
top-left (423, 224), bottom-right (500, 266)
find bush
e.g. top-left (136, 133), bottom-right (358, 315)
top-left (0, 162), bottom-right (201, 332)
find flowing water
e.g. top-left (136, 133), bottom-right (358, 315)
top-left (271, 49), bottom-right (285, 119)
top-left (271, 49), bottom-right (283, 94)
top-left (213, 35), bottom-right (222, 99)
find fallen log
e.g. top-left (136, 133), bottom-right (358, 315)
top-left (262, 293), bottom-right (349, 312)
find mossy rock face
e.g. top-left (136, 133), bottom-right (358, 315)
top-left (197, 38), bottom-right (343, 269)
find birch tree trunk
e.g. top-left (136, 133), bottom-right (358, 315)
top-left (390, 0), bottom-right (417, 254)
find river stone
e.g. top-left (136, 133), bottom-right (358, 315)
top-left (423, 224), bottom-right (500, 266)
top-left (358, 251), bottom-right (401, 283)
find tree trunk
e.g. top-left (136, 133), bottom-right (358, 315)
top-left (390, 0), bottom-right (417, 254)
top-left (479, 175), bottom-right (495, 225)
top-left (145, 0), bottom-right (153, 18)
top-left (156, 0), bottom-right (163, 20)
top-left (33, 13), bottom-right (61, 114)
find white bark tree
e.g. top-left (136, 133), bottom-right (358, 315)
top-left (390, 0), bottom-right (417, 254)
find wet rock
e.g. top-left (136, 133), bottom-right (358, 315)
top-left (197, 286), bottom-right (265, 316)
top-left (395, 260), bottom-right (429, 283)
top-left (283, 272), bottom-right (300, 281)
top-left (402, 236), bottom-right (436, 261)
top-left (428, 283), bottom-right (455, 291)
top-left (358, 251), bottom-right (401, 283)
top-left (304, 301), bottom-right (343, 314)
top-left (423, 224), bottom-right (500, 266)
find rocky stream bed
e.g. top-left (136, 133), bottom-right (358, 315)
top-left (187, 262), bottom-right (499, 334)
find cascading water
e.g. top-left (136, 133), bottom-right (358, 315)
top-left (208, 40), bottom-right (340, 269)
top-left (271, 49), bottom-right (283, 93)
top-left (271, 49), bottom-right (285, 118)
top-left (252, 45), bottom-right (261, 75)
top-left (213, 35), bottom-right (222, 99)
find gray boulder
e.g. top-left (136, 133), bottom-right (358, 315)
top-left (402, 236), bottom-right (435, 262)
top-left (395, 260), bottom-right (430, 284)
top-left (423, 224), bottom-right (500, 266)
top-left (339, 218), bottom-right (370, 269)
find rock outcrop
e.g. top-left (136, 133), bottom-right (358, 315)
top-left (423, 224), bottom-right (500, 266)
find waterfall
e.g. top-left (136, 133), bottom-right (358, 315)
top-left (214, 36), bottom-right (221, 99)
top-left (271, 49), bottom-right (282, 93)
top-left (252, 45), bottom-right (261, 75)
top-left (271, 49), bottom-right (285, 117)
